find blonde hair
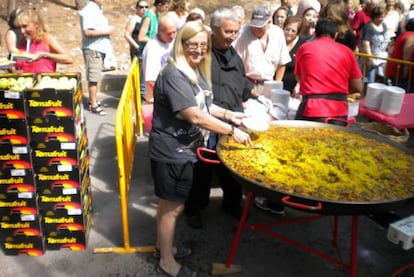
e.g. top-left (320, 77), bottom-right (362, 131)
top-left (14, 8), bottom-right (48, 40)
top-left (168, 20), bottom-right (211, 86)
top-left (168, 0), bottom-right (189, 16)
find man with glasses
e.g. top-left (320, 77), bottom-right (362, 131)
top-left (184, 8), bottom-right (254, 228)
top-left (234, 5), bottom-right (291, 98)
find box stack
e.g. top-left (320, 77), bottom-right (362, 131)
top-left (0, 73), bottom-right (44, 256)
top-left (26, 73), bottom-right (92, 252)
top-left (0, 72), bottom-right (92, 255)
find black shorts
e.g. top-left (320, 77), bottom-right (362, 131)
top-left (151, 160), bottom-right (194, 202)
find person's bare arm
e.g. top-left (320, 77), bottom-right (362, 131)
top-left (349, 78), bottom-right (363, 94)
top-left (293, 75), bottom-right (301, 98)
top-left (145, 81), bottom-right (155, 103)
top-left (179, 106), bottom-right (251, 145)
top-left (31, 33), bottom-right (73, 64)
top-left (83, 26), bottom-right (114, 37)
top-left (274, 64), bottom-right (286, 81)
top-left (210, 104), bottom-right (245, 126)
top-left (138, 17), bottom-right (150, 44)
top-left (361, 39), bottom-right (371, 55)
top-left (124, 16), bottom-right (139, 50)
top-left (402, 36), bottom-right (414, 78)
top-left (5, 29), bottom-right (18, 53)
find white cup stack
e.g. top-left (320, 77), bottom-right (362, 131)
top-left (269, 89), bottom-right (290, 120)
top-left (365, 82), bottom-right (387, 110)
top-left (270, 89), bottom-right (290, 107)
top-left (262, 80), bottom-right (283, 98)
top-left (379, 86), bottom-right (405, 115)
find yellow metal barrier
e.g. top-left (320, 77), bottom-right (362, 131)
top-left (94, 58), bottom-right (154, 254)
top-left (355, 52), bottom-right (414, 93)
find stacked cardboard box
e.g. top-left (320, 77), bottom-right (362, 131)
top-left (0, 72), bottom-right (92, 255)
top-left (0, 73), bottom-right (44, 256)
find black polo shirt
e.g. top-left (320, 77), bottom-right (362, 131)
top-left (211, 46), bottom-right (252, 113)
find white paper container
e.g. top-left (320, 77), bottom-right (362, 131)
top-left (379, 86), bottom-right (405, 115)
top-left (270, 89), bottom-right (290, 111)
top-left (270, 103), bottom-right (288, 120)
top-left (348, 100), bottom-right (359, 117)
top-left (365, 82), bottom-right (387, 110)
top-left (288, 110), bottom-right (297, 120)
top-left (288, 97), bottom-right (301, 112)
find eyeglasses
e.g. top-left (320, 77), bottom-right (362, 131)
top-left (137, 5), bottom-right (148, 9)
top-left (183, 41), bottom-right (208, 50)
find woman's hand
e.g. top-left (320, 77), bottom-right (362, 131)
top-left (232, 127), bottom-right (252, 146)
top-left (31, 52), bottom-right (47, 61)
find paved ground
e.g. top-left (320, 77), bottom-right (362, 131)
top-left (1, 83), bottom-right (414, 277)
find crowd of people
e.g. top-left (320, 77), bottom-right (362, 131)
top-left (2, 1), bottom-right (414, 276)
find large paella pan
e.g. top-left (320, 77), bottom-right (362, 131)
top-left (213, 120), bottom-right (414, 215)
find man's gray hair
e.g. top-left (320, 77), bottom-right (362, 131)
top-left (210, 7), bottom-right (241, 29)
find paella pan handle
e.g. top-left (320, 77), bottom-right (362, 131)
top-left (324, 117), bottom-right (352, 128)
top-left (281, 196), bottom-right (323, 211)
top-left (196, 147), bottom-right (220, 164)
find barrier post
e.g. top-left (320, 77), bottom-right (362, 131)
top-left (94, 58), bottom-right (154, 254)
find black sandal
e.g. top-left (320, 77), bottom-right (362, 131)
top-left (156, 264), bottom-right (197, 277)
top-left (88, 101), bottom-right (102, 110)
top-left (153, 246), bottom-right (192, 259)
top-left (89, 105), bottom-right (106, 115)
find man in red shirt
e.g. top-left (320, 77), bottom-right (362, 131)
top-left (294, 18), bottom-right (363, 123)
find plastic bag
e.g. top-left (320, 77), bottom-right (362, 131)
top-left (103, 51), bottom-right (117, 71)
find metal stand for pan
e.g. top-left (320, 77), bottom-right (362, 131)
top-left (213, 192), bottom-right (359, 277)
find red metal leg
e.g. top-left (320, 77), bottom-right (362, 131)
top-left (223, 197), bottom-right (360, 275)
top-left (225, 192), bottom-right (253, 268)
top-left (350, 216), bottom-right (359, 277)
top-left (333, 216), bottom-right (339, 246)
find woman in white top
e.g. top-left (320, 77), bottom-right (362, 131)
top-left (384, 0), bottom-right (402, 38)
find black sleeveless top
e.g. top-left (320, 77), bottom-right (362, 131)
top-left (132, 22), bottom-right (141, 44)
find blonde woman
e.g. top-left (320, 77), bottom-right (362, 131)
top-left (150, 20), bottom-right (250, 277)
top-left (13, 8), bottom-right (73, 73)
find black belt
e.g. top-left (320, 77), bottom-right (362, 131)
top-left (247, 77), bottom-right (267, 85)
top-left (295, 93), bottom-right (348, 119)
